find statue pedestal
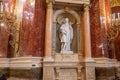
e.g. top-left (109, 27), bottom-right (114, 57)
top-left (54, 53), bottom-right (83, 80)
top-left (55, 53), bottom-right (79, 62)
top-left (60, 51), bottom-right (73, 54)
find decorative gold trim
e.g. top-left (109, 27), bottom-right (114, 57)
top-left (111, 0), bottom-right (120, 7)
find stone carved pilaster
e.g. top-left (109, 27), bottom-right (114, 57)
top-left (43, 67), bottom-right (54, 80)
top-left (87, 67), bottom-right (95, 79)
top-left (55, 67), bottom-right (60, 80)
top-left (84, 59), bottom-right (96, 80)
top-left (77, 23), bottom-right (82, 53)
top-left (77, 66), bottom-right (83, 80)
top-left (43, 62), bottom-right (55, 80)
top-left (52, 21), bottom-right (57, 53)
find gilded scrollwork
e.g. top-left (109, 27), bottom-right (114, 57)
top-left (8, 21), bottom-right (21, 57)
top-left (107, 16), bottom-right (120, 54)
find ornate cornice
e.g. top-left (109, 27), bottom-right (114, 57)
top-left (111, 0), bottom-right (120, 7)
top-left (48, 0), bottom-right (90, 5)
top-left (46, 0), bottom-right (55, 3)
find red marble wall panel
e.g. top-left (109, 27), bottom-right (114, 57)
top-left (0, 28), bottom-right (9, 57)
top-left (0, 0), bottom-right (13, 58)
top-left (32, 0), bottom-right (46, 57)
top-left (90, 0), bottom-right (109, 58)
top-left (19, 0), bottom-right (35, 56)
top-left (90, 0), bottom-right (103, 58)
top-left (19, 0), bottom-right (46, 57)
top-left (111, 6), bottom-right (120, 13)
top-left (114, 36), bottom-right (120, 61)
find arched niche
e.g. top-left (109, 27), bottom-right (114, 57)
top-left (52, 8), bottom-right (82, 54)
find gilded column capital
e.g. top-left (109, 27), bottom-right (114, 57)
top-left (46, 0), bottom-right (55, 4)
top-left (47, 2), bottom-right (53, 8)
top-left (84, 4), bottom-right (90, 12)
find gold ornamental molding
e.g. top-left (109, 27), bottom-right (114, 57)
top-left (111, 0), bottom-right (120, 7)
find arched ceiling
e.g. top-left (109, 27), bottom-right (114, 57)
top-left (111, 0), bottom-right (120, 7)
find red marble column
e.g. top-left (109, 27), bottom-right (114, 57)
top-left (19, 0), bottom-right (46, 57)
top-left (90, 0), bottom-right (103, 58)
top-left (90, 0), bottom-right (110, 58)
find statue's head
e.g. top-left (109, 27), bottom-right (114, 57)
top-left (65, 18), bottom-right (69, 23)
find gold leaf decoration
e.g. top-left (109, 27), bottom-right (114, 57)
top-left (111, 0), bottom-right (120, 7)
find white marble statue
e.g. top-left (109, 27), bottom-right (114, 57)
top-left (59, 18), bottom-right (73, 53)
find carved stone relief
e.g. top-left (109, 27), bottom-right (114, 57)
top-left (59, 69), bottom-right (77, 80)
top-left (43, 67), bottom-right (54, 80)
top-left (55, 68), bottom-right (77, 80)
top-left (85, 67), bottom-right (95, 80)
top-left (55, 66), bottom-right (83, 80)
